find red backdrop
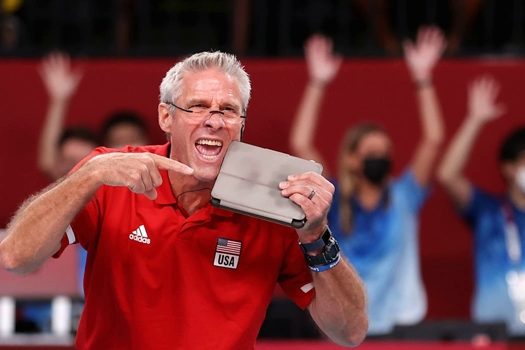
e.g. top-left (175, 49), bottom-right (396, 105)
top-left (1, 57), bottom-right (524, 320)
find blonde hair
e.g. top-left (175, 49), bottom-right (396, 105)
top-left (337, 123), bottom-right (387, 233)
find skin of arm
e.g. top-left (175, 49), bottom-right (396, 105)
top-left (0, 153), bottom-right (193, 274)
top-left (403, 26), bottom-right (446, 187)
top-left (308, 259), bottom-right (368, 346)
top-left (290, 34), bottom-right (342, 175)
top-left (437, 76), bottom-right (505, 208)
top-left (37, 53), bottom-right (83, 180)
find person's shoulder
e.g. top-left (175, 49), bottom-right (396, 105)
top-left (392, 168), bottom-right (416, 186)
top-left (96, 143), bottom-right (169, 155)
top-left (470, 186), bottom-right (501, 207)
top-left (461, 186), bottom-right (504, 223)
top-left (70, 144), bottom-right (169, 173)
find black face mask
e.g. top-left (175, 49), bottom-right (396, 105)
top-left (362, 156), bottom-right (391, 185)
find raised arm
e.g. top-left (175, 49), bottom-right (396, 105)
top-left (37, 53), bottom-right (83, 179)
top-left (290, 34), bottom-right (342, 175)
top-left (403, 26), bottom-right (446, 186)
top-left (0, 153), bottom-right (193, 274)
top-left (437, 76), bottom-right (505, 208)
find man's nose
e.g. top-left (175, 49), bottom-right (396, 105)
top-left (204, 111), bottom-right (226, 128)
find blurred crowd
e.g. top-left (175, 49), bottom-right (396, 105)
top-left (289, 26), bottom-right (525, 338)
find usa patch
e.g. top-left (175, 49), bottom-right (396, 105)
top-left (213, 238), bottom-right (241, 269)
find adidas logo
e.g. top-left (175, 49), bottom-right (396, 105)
top-left (129, 225), bottom-right (150, 244)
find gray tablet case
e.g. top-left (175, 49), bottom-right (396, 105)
top-left (210, 141), bottom-right (323, 228)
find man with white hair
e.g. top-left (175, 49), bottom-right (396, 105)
top-left (0, 51), bottom-right (367, 349)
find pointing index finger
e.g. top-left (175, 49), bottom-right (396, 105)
top-left (151, 154), bottom-right (194, 175)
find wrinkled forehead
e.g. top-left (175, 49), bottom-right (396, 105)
top-left (178, 69), bottom-right (242, 103)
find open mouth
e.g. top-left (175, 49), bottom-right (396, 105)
top-left (195, 138), bottom-right (223, 160)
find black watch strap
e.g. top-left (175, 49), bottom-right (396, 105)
top-left (299, 228), bottom-right (331, 252)
top-left (301, 227), bottom-right (341, 268)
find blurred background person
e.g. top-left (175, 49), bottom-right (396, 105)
top-left (38, 55), bottom-right (150, 334)
top-left (21, 51), bottom-right (98, 333)
top-left (100, 110), bottom-right (149, 148)
top-left (37, 53), bottom-right (150, 183)
top-left (32, 52), bottom-right (151, 336)
top-left (37, 52), bottom-right (98, 180)
top-left (289, 26), bottom-right (445, 335)
top-left (438, 76), bottom-right (525, 336)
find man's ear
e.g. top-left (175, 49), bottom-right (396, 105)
top-left (158, 103), bottom-right (172, 133)
top-left (240, 121), bottom-right (245, 141)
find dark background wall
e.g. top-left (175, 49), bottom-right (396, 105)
top-left (1, 57), bottom-right (524, 321)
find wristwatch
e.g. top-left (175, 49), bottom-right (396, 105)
top-left (300, 227), bottom-right (341, 271)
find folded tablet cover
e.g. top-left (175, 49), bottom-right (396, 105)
top-left (211, 141), bottom-right (323, 227)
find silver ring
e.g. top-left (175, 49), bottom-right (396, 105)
top-left (307, 189), bottom-right (316, 200)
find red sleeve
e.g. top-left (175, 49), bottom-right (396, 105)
top-left (53, 144), bottom-right (168, 258)
top-left (53, 190), bottom-right (102, 258)
top-left (53, 145), bottom-right (168, 258)
top-left (69, 146), bottom-right (114, 173)
top-left (278, 234), bottom-right (315, 310)
top-left (52, 147), bottom-right (111, 258)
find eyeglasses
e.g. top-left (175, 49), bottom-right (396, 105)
top-left (164, 101), bottom-right (246, 125)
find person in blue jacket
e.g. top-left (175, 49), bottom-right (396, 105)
top-left (438, 76), bottom-right (525, 336)
top-left (290, 27), bottom-right (446, 335)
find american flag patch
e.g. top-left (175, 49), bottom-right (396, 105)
top-left (216, 238), bottom-right (241, 255)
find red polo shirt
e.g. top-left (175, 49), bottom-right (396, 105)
top-left (56, 144), bottom-right (315, 350)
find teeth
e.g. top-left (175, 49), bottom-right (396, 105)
top-left (196, 139), bottom-right (223, 147)
top-left (200, 154), bottom-right (217, 160)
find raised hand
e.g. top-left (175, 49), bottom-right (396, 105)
top-left (403, 26), bottom-right (446, 81)
top-left (467, 76), bottom-right (505, 123)
top-left (39, 52), bottom-right (83, 102)
top-left (305, 34), bottom-right (342, 86)
top-left (83, 153), bottom-right (194, 200)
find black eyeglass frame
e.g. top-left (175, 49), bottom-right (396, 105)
top-left (163, 101), bottom-right (247, 121)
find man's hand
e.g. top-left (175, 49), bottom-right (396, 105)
top-left (403, 26), bottom-right (446, 82)
top-left (83, 153), bottom-right (194, 200)
top-left (279, 171), bottom-right (334, 242)
top-left (39, 52), bottom-right (83, 102)
top-left (305, 34), bottom-right (342, 86)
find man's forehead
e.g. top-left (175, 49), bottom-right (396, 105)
top-left (180, 69), bottom-right (241, 101)
top-left (183, 68), bottom-right (235, 85)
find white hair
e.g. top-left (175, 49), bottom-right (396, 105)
top-left (159, 51), bottom-right (251, 113)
